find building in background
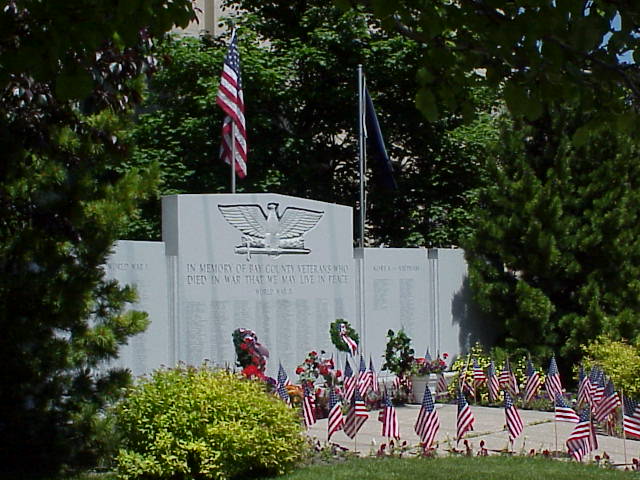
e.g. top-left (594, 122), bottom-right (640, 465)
top-left (173, 0), bottom-right (228, 37)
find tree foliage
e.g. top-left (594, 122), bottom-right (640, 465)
top-left (127, 2), bottom-right (498, 247)
top-left (465, 100), bottom-right (640, 375)
top-left (0, 1), bottom-right (194, 476)
top-left (344, 0), bottom-right (640, 132)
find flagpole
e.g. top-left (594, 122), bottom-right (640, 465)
top-left (357, 64), bottom-right (366, 248)
top-left (622, 389), bottom-right (627, 466)
top-left (231, 121), bottom-right (237, 193)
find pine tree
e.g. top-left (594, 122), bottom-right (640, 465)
top-left (465, 102), bottom-right (640, 374)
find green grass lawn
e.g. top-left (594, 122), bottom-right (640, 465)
top-left (266, 456), bottom-right (637, 480)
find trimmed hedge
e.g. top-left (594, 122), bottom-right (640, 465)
top-left (113, 366), bottom-right (308, 479)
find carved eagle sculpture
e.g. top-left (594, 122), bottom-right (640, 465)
top-left (218, 202), bottom-right (324, 251)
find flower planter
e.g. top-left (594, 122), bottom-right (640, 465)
top-left (411, 372), bottom-right (456, 403)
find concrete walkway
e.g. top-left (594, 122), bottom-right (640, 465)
top-left (307, 403), bottom-right (640, 467)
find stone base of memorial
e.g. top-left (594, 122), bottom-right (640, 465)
top-left (410, 372), bottom-right (456, 403)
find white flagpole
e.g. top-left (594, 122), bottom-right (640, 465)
top-left (231, 121), bottom-right (237, 193)
top-left (357, 64), bottom-right (366, 247)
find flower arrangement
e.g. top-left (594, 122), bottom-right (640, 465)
top-left (413, 353), bottom-right (449, 376)
top-left (232, 328), bottom-right (269, 380)
top-left (382, 328), bottom-right (414, 378)
top-left (295, 350), bottom-right (342, 389)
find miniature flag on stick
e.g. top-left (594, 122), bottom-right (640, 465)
top-left (593, 379), bottom-right (620, 423)
top-left (327, 387), bottom-right (344, 440)
top-left (545, 356), bottom-right (563, 401)
top-left (343, 358), bottom-right (356, 402)
top-left (623, 395), bottom-right (640, 439)
top-left (487, 359), bottom-right (500, 403)
top-left (302, 384), bottom-right (316, 429)
top-left (577, 365), bottom-right (592, 407)
top-left (566, 408), bottom-right (598, 462)
top-left (524, 358), bottom-right (542, 404)
top-left (555, 394), bottom-right (580, 423)
top-left (456, 389), bottom-right (475, 444)
top-left (504, 390), bottom-right (524, 442)
top-left (415, 382), bottom-right (440, 449)
top-left (473, 358), bottom-right (486, 386)
top-left (369, 356), bottom-right (379, 394)
top-left (435, 372), bottom-right (448, 398)
top-left (343, 387), bottom-right (368, 439)
top-left (276, 362), bottom-right (291, 404)
top-left (379, 393), bottom-right (400, 439)
top-left (358, 354), bottom-right (373, 396)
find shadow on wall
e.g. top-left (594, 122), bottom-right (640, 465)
top-left (452, 276), bottom-right (499, 355)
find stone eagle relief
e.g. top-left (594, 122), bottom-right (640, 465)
top-left (218, 202), bottom-right (324, 259)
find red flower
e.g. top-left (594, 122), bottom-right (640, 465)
top-left (335, 370), bottom-right (342, 378)
top-left (240, 343), bottom-right (248, 351)
top-left (295, 366), bottom-right (304, 374)
top-left (318, 365), bottom-right (329, 376)
top-left (443, 353), bottom-right (449, 359)
top-left (310, 351), bottom-right (317, 357)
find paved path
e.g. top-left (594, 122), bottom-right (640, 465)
top-left (307, 403), bottom-right (640, 467)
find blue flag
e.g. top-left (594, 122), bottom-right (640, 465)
top-left (365, 86), bottom-right (398, 190)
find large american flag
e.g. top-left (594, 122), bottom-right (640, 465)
top-left (623, 395), bottom-right (640, 439)
top-left (276, 362), bottom-right (291, 404)
top-left (216, 29), bottom-right (247, 178)
top-left (577, 365), bottom-right (592, 407)
top-left (523, 358), bottom-right (541, 404)
top-left (456, 389), bottom-right (475, 444)
top-left (343, 359), bottom-right (356, 402)
top-left (545, 356), bottom-right (562, 401)
top-left (327, 387), bottom-right (344, 441)
top-left (414, 381), bottom-right (440, 449)
top-left (504, 390), bottom-right (524, 442)
top-left (358, 354), bottom-right (372, 396)
top-left (487, 360), bottom-right (500, 403)
top-left (566, 408), bottom-right (598, 462)
top-left (555, 393), bottom-right (579, 423)
top-left (343, 387), bottom-right (368, 439)
top-left (593, 379), bottom-right (620, 423)
top-left (302, 384), bottom-right (316, 429)
top-left (379, 393), bottom-right (400, 439)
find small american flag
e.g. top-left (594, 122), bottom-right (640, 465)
top-left (472, 358), bottom-right (486, 385)
top-left (623, 395), bottom-right (640, 439)
top-left (592, 369), bottom-right (606, 407)
top-left (424, 349), bottom-right (432, 362)
top-left (566, 408), bottom-right (598, 462)
top-left (414, 381), bottom-right (440, 449)
top-left (358, 354), bottom-right (372, 396)
top-left (343, 359), bottom-right (356, 402)
top-left (339, 323), bottom-right (358, 355)
top-left (456, 389), bottom-right (475, 444)
top-left (461, 367), bottom-right (475, 397)
top-left (577, 365), bottom-right (592, 407)
top-left (343, 387), bottom-right (368, 439)
top-left (545, 356), bottom-right (562, 401)
top-left (487, 360), bottom-right (500, 403)
top-left (435, 372), bottom-right (448, 398)
top-left (379, 393), bottom-right (400, 439)
top-left (555, 393), bottom-right (579, 423)
top-left (276, 362), bottom-right (291, 404)
top-left (216, 29), bottom-right (247, 178)
top-left (504, 390), bottom-right (524, 441)
top-left (523, 358), bottom-right (541, 404)
top-left (327, 387), bottom-right (344, 440)
top-left (593, 379), bottom-right (620, 423)
top-left (302, 384), bottom-right (316, 429)
top-left (369, 356), bottom-right (379, 394)
top-left (499, 358), bottom-right (519, 396)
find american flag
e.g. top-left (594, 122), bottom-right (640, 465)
top-left (424, 349), bottom-right (432, 362)
top-left (461, 367), bottom-right (475, 397)
top-left (414, 381), bottom-right (440, 448)
top-left (369, 356), bottom-right (380, 394)
top-left (216, 29), bottom-right (247, 177)
top-left (327, 387), bottom-right (344, 440)
top-left (523, 358), bottom-right (541, 404)
top-left (566, 408), bottom-right (598, 462)
top-left (593, 379), bottom-right (620, 423)
top-left (379, 393), bottom-right (400, 439)
top-left (555, 393), bottom-right (579, 423)
top-left (343, 358), bottom-right (356, 402)
top-left (343, 387), bottom-right (368, 439)
top-left (276, 362), bottom-right (291, 404)
top-left (302, 384), bottom-right (316, 429)
top-left (435, 372), bottom-right (448, 398)
top-left (545, 356), bottom-right (562, 401)
top-left (504, 390), bottom-right (524, 441)
top-left (358, 354), bottom-right (372, 396)
top-left (472, 358), bottom-right (486, 385)
top-left (592, 369), bottom-right (605, 407)
top-left (499, 358), bottom-right (519, 395)
top-left (577, 365), bottom-right (592, 407)
top-left (456, 389), bottom-right (475, 444)
top-left (487, 360), bottom-right (500, 403)
top-left (339, 323), bottom-right (358, 355)
top-left (623, 395), bottom-right (640, 439)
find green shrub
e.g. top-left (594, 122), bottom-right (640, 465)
top-left (583, 336), bottom-right (640, 398)
top-left (113, 365), bottom-right (308, 479)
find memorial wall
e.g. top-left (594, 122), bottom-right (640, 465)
top-left (106, 194), bottom-right (473, 379)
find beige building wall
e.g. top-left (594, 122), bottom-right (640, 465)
top-left (172, 0), bottom-right (228, 37)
